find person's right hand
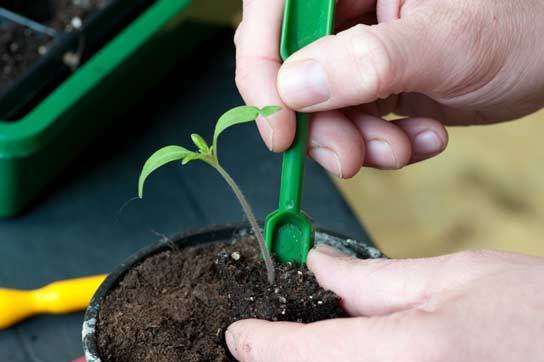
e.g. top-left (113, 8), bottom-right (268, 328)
top-left (235, 0), bottom-right (544, 177)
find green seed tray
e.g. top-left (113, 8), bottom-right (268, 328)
top-left (0, 0), bottom-right (224, 217)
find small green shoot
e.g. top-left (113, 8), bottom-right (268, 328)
top-left (138, 105), bottom-right (281, 284)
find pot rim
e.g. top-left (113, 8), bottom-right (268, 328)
top-left (82, 222), bottom-right (383, 362)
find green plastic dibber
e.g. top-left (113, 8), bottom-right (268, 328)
top-left (265, 0), bottom-right (335, 265)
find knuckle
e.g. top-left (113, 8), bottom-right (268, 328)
top-left (233, 22), bottom-right (244, 48)
top-left (341, 24), bottom-right (397, 100)
top-left (234, 56), bottom-right (253, 95)
top-left (235, 54), bottom-right (278, 100)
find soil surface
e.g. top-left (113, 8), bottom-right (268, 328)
top-left (0, 0), bottom-right (106, 88)
top-left (46, 0), bottom-right (107, 31)
top-left (97, 236), bottom-right (343, 362)
top-left (0, 24), bottom-right (51, 88)
top-left (2, 0), bottom-right (106, 30)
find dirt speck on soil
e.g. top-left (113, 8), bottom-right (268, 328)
top-left (0, 24), bottom-right (51, 88)
top-left (97, 237), bottom-right (343, 362)
top-left (0, 0), bottom-right (106, 88)
top-left (2, 0), bottom-right (106, 30)
top-left (47, 0), bottom-right (107, 31)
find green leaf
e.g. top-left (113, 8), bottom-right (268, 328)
top-left (191, 133), bottom-right (210, 153)
top-left (138, 146), bottom-right (193, 198)
top-left (259, 106), bottom-right (282, 117)
top-left (213, 106), bottom-right (261, 152)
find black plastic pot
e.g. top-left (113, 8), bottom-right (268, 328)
top-left (82, 223), bottom-right (383, 362)
top-left (0, 0), bottom-right (155, 119)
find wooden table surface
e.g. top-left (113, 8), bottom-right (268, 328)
top-left (336, 111), bottom-right (544, 258)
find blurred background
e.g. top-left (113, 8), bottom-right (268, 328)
top-left (335, 110), bottom-right (544, 258)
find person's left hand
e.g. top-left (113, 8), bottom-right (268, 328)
top-left (226, 245), bottom-right (544, 362)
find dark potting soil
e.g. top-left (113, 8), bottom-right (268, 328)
top-left (1, 0), bottom-right (106, 30)
top-left (97, 236), bottom-right (343, 362)
top-left (45, 0), bottom-right (107, 31)
top-left (0, 0), bottom-right (106, 88)
top-left (0, 24), bottom-right (51, 87)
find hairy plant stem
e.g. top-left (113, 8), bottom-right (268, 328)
top-left (212, 161), bottom-right (276, 284)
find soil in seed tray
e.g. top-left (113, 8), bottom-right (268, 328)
top-left (0, 24), bottom-right (51, 88)
top-left (1, 0), bottom-right (106, 30)
top-left (97, 236), bottom-right (343, 362)
top-left (46, 0), bottom-right (107, 31)
top-left (0, 0), bottom-right (106, 88)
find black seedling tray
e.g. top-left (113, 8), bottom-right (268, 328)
top-left (0, 0), bottom-right (155, 120)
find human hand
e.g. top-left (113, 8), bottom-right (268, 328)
top-left (235, 0), bottom-right (544, 177)
top-left (226, 245), bottom-right (544, 361)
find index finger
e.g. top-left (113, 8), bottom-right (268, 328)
top-left (235, 0), bottom-right (296, 151)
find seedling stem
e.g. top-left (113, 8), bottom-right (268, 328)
top-left (138, 105), bottom-right (282, 284)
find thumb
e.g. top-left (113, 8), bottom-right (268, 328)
top-left (308, 245), bottom-right (470, 317)
top-left (226, 315), bottom-right (438, 362)
top-left (277, 19), bottom-right (443, 112)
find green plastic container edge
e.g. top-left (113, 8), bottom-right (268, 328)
top-left (0, 0), bottom-right (192, 157)
top-left (0, 0), bottom-right (222, 217)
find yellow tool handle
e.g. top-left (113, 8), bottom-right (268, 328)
top-left (0, 274), bottom-right (107, 329)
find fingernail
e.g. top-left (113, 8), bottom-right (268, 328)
top-left (225, 330), bottom-right (238, 359)
top-left (314, 244), bottom-right (346, 258)
top-left (309, 146), bottom-right (343, 177)
top-left (367, 140), bottom-right (398, 169)
top-left (414, 130), bottom-right (444, 155)
top-left (278, 60), bottom-right (330, 108)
